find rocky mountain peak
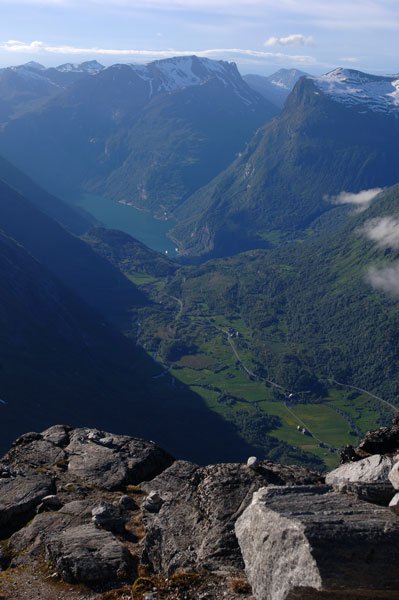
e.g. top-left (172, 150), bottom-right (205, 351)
top-left (311, 67), bottom-right (399, 113)
top-left (127, 55), bottom-right (256, 103)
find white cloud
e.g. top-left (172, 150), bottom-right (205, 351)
top-left (362, 217), bottom-right (399, 249)
top-left (325, 188), bottom-right (383, 212)
top-left (265, 34), bottom-right (313, 47)
top-left (0, 40), bottom-right (317, 65)
top-left (367, 264), bottom-right (399, 297)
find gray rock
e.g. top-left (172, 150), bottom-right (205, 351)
top-left (235, 485), bottom-right (399, 600)
top-left (326, 454), bottom-right (393, 485)
top-left (41, 425), bottom-right (71, 447)
top-left (142, 460), bottom-right (323, 575)
top-left (45, 524), bottom-right (135, 584)
top-left (2, 437), bottom-right (66, 471)
top-left (333, 481), bottom-right (395, 505)
top-left (9, 500), bottom-right (93, 563)
top-left (91, 503), bottom-right (127, 533)
top-left (357, 423), bottom-right (399, 456)
top-left (66, 428), bottom-right (173, 490)
top-left (98, 436), bottom-right (115, 447)
top-left (326, 454), bottom-right (394, 505)
top-left (388, 461), bottom-right (399, 490)
top-left (143, 491), bottom-right (164, 513)
top-left (0, 474), bottom-right (54, 535)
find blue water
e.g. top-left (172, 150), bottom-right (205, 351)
top-left (77, 194), bottom-right (178, 255)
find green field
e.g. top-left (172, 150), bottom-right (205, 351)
top-left (135, 273), bottom-right (387, 470)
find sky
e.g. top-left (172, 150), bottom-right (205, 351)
top-left (0, 0), bottom-right (398, 75)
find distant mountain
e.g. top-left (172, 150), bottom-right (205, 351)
top-left (0, 56), bottom-right (278, 212)
top-left (313, 67), bottom-right (399, 113)
top-left (55, 60), bottom-right (104, 74)
top-left (0, 63), bottom-right (58, 120)
top-left (0, 60), bottom-right (104, 121)
top-left (244, 68), bottom-right (308, 108)
top-left (173, 68), bottom-right (399, 257)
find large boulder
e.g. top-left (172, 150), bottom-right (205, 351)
top-left (8, 500), bottom-right (93, 563)
top-left (235, 485), bottom-right (399, 600)
top-left (141, 460), bottom-right (323, 574)
top-left (326, 454), bottom-right (394, 505)
top-left (0, 474), bottom-right (54, 536)
top-left (66, 428), bottom-right (174, 490)
top-left (0, 426), bottom-right (174, 492)
top-left (357, 423), bottom-right (399, 456)
top-left (45, 524), bottom-right (135, 584)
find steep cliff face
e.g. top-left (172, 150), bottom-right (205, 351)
top-left (1, 422), bottom-right (399, 599)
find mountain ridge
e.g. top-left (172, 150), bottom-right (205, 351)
top-left (0, 55), bottom-right (278, 212)
top-left (172, 67), bottom-right (399, 257)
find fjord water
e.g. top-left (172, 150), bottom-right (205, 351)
top-left (77, 194), bottom-right (177, 255)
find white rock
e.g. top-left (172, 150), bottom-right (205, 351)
top-left (326, 454), bottom-right (393, 486)
top-left (247, 456), bottom-right (259, 470)
top-left (389, 462), bottom-right (399, 490)
top-left (389, 492), bottom-right (399, 514)
top-left (143, 491), bottom-right (163, 513)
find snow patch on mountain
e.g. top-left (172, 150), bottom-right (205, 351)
top-left (7, 65), bottom-right (58, 87)
top-left (269, 69), bottom-right (307, 90)
top-left (56, 60), bottom-right (104, 74)
top-left (313, 68), bottom-right (399, 114)
top-left (129, 56), bottom-right (255, 103)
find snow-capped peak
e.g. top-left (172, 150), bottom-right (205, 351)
top-left (125, 56), bottom-right (254, 105)
top-left (312, 68), bottom-right (399, 114)
top-left (128, 55), bottom-right (252, 101)
top-left (56, 60), bottom-right (104, 74)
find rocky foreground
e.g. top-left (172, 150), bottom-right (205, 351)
top-left (1, 422), bottom-right (399, 599)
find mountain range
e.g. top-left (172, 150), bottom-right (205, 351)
top-left (1, 56), bottom-right (399, 468)
top-left (0, 56), bottom-right (277, 214)
top-left (0, 59), bottom-right (104, 121)
top-left (173, 68), bottom-right (399, 257)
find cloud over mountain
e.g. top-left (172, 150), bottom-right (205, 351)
top-left (367, 264), bottom-right (399, 298)
top-left (326, 188), bottom-right (384, 212)
top-left (264, 34), bottom-right (313, 47)
top-left (0, 40), bottom-right (316, 65)
top-left (362, 216), bottom-right (399, 249)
